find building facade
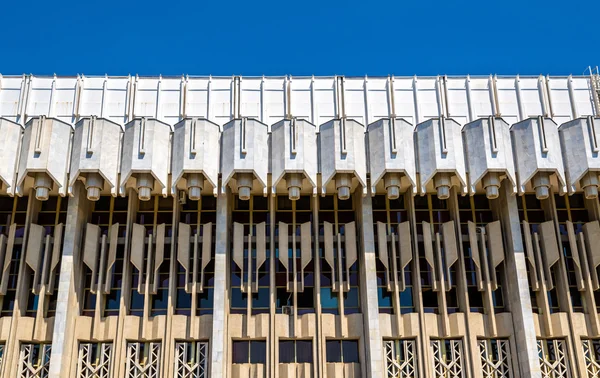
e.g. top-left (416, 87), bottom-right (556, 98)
top-left (0, 73), bottom-right (598, 378)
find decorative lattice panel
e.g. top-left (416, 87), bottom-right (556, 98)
top-left (126, 341), bottom-right (161, 378)
top-left (384, 339), bottom-right (416, 377)
top-left (538, 339), bottom-right (570, 378)
top-left (431, 339), bottom-right (464, 378)
top-left (479, 339), bottom-right (512, 378)
top-left (583, 339), bottom-right (600, 378)
top-left (77, 342), bottom-right (112, 378)
top-left (175, 341), bottom-right (209, 378)
top-left (19, 343), bottom-right (52, 378)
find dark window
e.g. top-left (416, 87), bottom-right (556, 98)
top-left (279, 340), bottom-right (313, 364)
top-left (232, 341), bottom-right (249, 364)
top-left (326, 340), bottom-right (359, 363)
top-left (342, 340), bottom-right (360, 363)
top-left (250, 341), bottom-right (266, 364)
top-left (232, 340), bottom-right (267, 364)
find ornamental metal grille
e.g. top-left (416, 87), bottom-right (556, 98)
top-left (431, 339), bottom-right (464, 378)
top-left (175, 341), bottom-right (209, 378)
top-left (126, 341), bottom-right (161, 378)
top-left (19, 343), bottom-right (52, 378)
top-left (77, 342), bottom-right (112, 378)
top-left (538, 339), bottom-right (570, 378)
top-left (478, 339), bottom-right (512, 378)
top-left (583, 339), bottom-right (600, 378)
top-left (384, 339), bottom-right (416, 377)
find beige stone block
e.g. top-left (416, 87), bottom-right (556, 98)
top-left (550, 312), bottom-right (571, 337)
top-left (571, 312), bottom-right (589, 337)
top-left (0, 317), bottom-right (11, 340)
top-left (532, 314), bottom-right (542, 336)
top-left (423, 313), bottom-right (441, 336)
top-left (298, 313), bottom-right (316, 338)
top-left (401, 313), bottom-right (421, 337)
top-left (228, 314), bottom-right (244, 338)
top-left (346, 314), bottom-right (363, 338)
top-left (123, 316), bottom-right (143, 339)
top-left (378, 314), bottom-right (394, 337)
top-left (466, 312), bottom-right (485, 336)
top-left (278, 363), bottom-right (295, 378)
top-left (448, 312), bottom-right (467, 336)
top-left (495, 313), bottom-right (515, 337)
top-left (321, 314), bottom-right (336, 338)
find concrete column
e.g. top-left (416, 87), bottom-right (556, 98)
top-left (356, 194), bottom-right (384, 378)
top-left (495, 180), bottom-right (541, 378)
top-left (48, 182), bottom-right (90, 378)
top-left (210, 191), bottom-right (231, 378)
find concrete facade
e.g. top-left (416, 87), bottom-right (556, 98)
top-left (0, 73), bottom-right (598, 378)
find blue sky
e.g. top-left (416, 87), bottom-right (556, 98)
top-left (1, 0), bottom-right (598, 76)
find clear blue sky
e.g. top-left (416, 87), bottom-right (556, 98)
top-left (1, 0), bottom-right (598, 76)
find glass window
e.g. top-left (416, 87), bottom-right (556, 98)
top-left (326, 340), bottom-right (342, 363)
top-left (232, 340), bottom-right (267, 364)
top-left (342, 340), bottom-right (360, 363)
top-left (279, 341), bottom-right (295, 363)
top-left (279, 340), bottom-right (313, 364)
top-left (232, 341), bottom-right (249, 364)
top-left (250, 341), bottom-right (266, 364)
top-left (326, 340), bottom-right (359, 363)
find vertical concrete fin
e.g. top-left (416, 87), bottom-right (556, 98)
top-left (486, 220), bottom-right (504, 291)
top-left (200, 222), bottom-right (213, 292)
top-left (201, 222), bottom-right (213, 271)
top-left (324, 221), bottom-right (335, 286)
top-left (83, 223), bottom-right (101, 293)
top-left (422, 221), bottom-right (438, 291)
top-left (279, 222), bottom-right (289, 271)
top-left (178, 222), bottom-right (191, 292)
top-left (254, 222), bottom-right (266, 293)
top-left (26, 223), bottom-right (46, 294)
top-left (0, 224), bottom-right (15, 295)
top-left (130, 223), bottom-right (146, 294)
top-left (152, 223), bottom-right (165, 294)
top-left (47, 223), bottom-right (63, 295)
top-left (583, 220), bottom-right (600, 290)
top-left (539, 220), bottom-right (559, 290)
top-left (233, 222), bottom-right (245, 292)
top-left (103, 222), bottom-right (119, 294)
top-left (467, 221), bottom-right (484, 291)
top-left (442, 220), bottom-right (458, 290)
top-left (0, 234), bottom-right (7, 295)
top-left (522, 221), bottom-right (540, 291)
top-left (566, 221), bottom-right (585, 291)
top-left (345, 221), bottom-right (357, 293)
top-left (377, 222), bottom-right (390, 290)
top-left (300, 222), bottom-right (312, 292)
top-left (397, 221), bottom-right (412, 292)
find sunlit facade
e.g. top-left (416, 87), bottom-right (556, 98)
top-left (0, 73), bottom-right (599, 377)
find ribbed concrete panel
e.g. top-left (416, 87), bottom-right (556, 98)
top-left (510, 117), bottom-right (567, 196)
top-left (119, 118), bottom-right (172, 197)
top-left (69, 117), bottom-right (123, 197)
top-left (559, 117), bottom-right (600, 196)
top-left (319, 118), bottom-right (367, 197)
top-left (16, 116), bottom-right (73, 197)
top-left (367, 118), bottom-right (417, 195)
top-left (415, 117), bottom-right (467, 196)
top-left (220, 118), bottom-right (269, 196)
top-left (171, 118), bottom-right (221, 197)
top-left (270, 118), bottom-right (318, 196)
top-left (0, 118), bottom-right (23, 194)
top-left (463, 117), bottom-right (517, 196)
